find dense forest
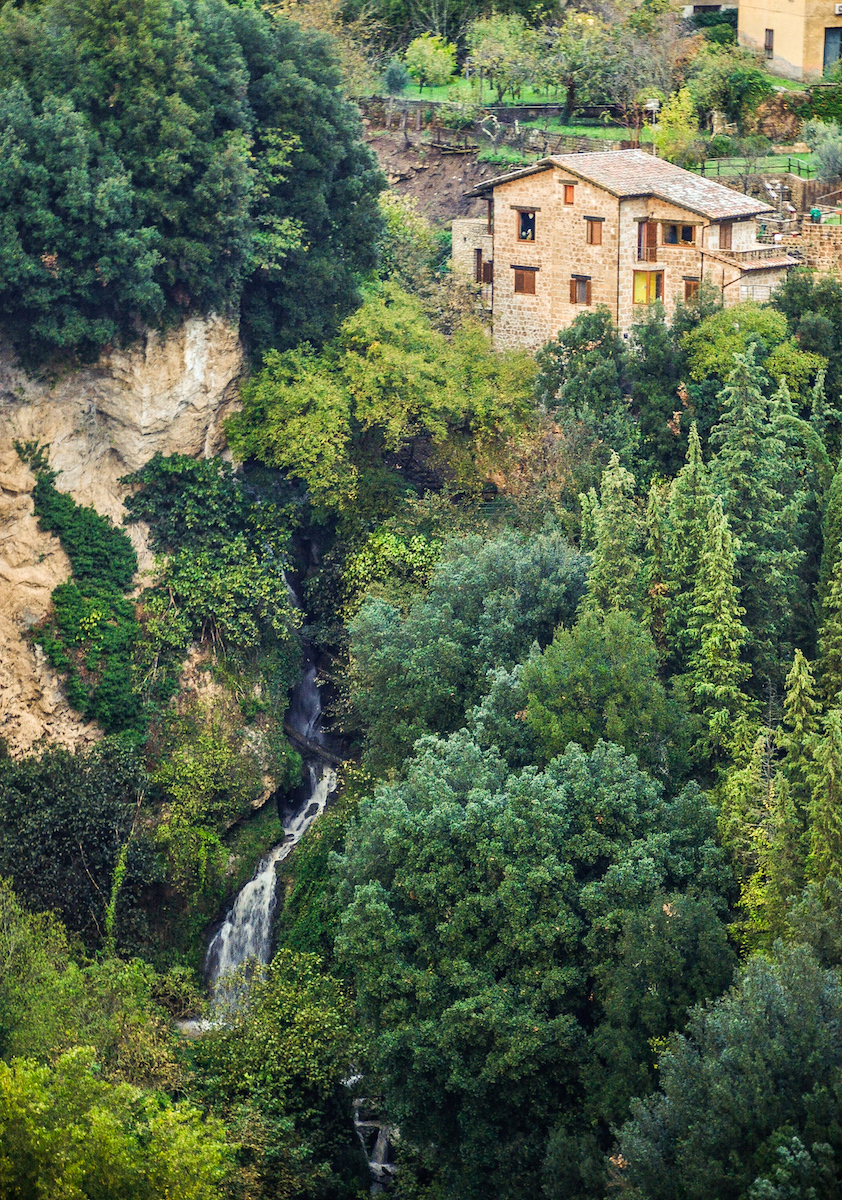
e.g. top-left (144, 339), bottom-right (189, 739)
top-left (5, 0), bottom-right (842, 1196)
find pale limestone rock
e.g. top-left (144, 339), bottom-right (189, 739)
top-left (0, 316), bottom-right (244, 757)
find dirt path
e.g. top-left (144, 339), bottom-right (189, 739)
top-left (365, 129), bottom-right (494, 225)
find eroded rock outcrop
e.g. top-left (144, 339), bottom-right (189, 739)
top-left (0, 316), bottom-right (243, 756)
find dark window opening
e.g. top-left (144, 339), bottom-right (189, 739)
top-left (475, 248), bottom-right (483, 283)
top-left (518, 210), bottom-right (536, 241)
top-left (664, 223), bottom-right (696, 246)
top-left (765, 28), bottom-right (774, 59)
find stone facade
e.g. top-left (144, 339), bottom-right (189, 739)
top-left (739, 0), bottom-right (842, 80)
top-left (456, 152), bottom-right (795, 352)
top-left (783, 222), bottom-right (842, 274)
top-left (451, 216), bottom-right (493, 305)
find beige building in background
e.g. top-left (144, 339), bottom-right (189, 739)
top-left (739, 0), bottom-right (842, 80)
top-left (453, 151), bottom-right (796, 352)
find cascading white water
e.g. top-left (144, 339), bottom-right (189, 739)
top-left (204, 658), bottom-right (336, 998)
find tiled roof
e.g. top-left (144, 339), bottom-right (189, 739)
top-left (464, 150), bottom-right (773, 220)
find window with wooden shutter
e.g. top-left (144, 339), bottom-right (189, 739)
top-left (684, 279), bottom-right (700, 302)
top-left (638, 221), bottom-right (658, 261)
top-left (570, 276), bottom-right (591, 305)
top-left (475, 249), bottom-right (483, 283)
top-left (482, 260), bottom-right (494, 284)
top-left (719, 221), bottom-right (733, 250)
top-left (765, 28), bottom-right (774, 58)
top-left (564, 184), bottom-right (575, 205)
top-left (586, 219), bottom-right (602, 246)
top-left (514, 268), bottom-right (536, 295)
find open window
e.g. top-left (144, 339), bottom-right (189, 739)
top-left (518, 210), bottom-right (536, 241)
top-left (663, 223), bottom-right (695, 245)
top-left (633, 271), bottom-right (664, 305)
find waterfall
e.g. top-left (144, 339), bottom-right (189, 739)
top-left (204, 655), bottom-right (336, 997)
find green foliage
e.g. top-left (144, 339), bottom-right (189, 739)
top-left (681, 303), bottom-right (788, 383)
top-left (0, 740), bottom-right (143, 947)
top-left (383, 58), bottom-right (411, 96)
top-left (17, 446), bottom-right (142, 732)
top-left (193, 949), bottom-right (366, 1200)
top-left (336, 736), bottom-right (732, 1199)
top-left (347, 527), bottom-right (587, 773)
top-left (583, 450), bottom-right (646, 615)
top-left (663, 424), bottom-right (714, 674)
top-left (536, 307), bottom-right (636, 478)
top-left (522, 608), bottom-right (693, 784)
top-left (465, 14), bottom-right (539, 104)
top-left (123, 453), bottom-right (301, 703)
top-left (709, 349), bottom-right (805, 685)
top-left (686, 499), bottom-right (752, 753)
top-left (687, 46), bottom-right (774, 127)
top-left (377, 191), bottom-right (444, 292)
top-left (0, 879), bottom-right (189, 1089)
top-left (0, 0), bottom-right (383, 364)
top-left (619, 944), bottom-right (842, 1200)
top-left (229, 283), bottom-right (537, 522)
top-left (0, 1047), bottom-right (229, 1199)
top-left (403, 34), bottom-right (457, 91)
top-left (122, 453), bottom-right (257, 555)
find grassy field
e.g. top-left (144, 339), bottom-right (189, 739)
top-left (687, 151), bottom-right (816, 175)
top-left (402, 76), bottom-right (573, 106)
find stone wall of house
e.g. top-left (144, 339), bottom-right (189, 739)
top-left (783, 222), bottom-right (842, 274)
top-left (452, 218), bottom-right (493, 281)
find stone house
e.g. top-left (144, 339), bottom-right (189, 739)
top-left (453, 150), bottom-right (797, 352)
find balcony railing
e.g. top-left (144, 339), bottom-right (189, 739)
top-left (716, 245), bottom-right (797, 261)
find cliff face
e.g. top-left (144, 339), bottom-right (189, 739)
top-left (0, 316), bottom-right (243, 757)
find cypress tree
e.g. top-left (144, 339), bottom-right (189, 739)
top-left (586, 451), bottom-right (645, 616)
top-left (710, 347), bottom-right (805, 686)
top-left (688, 498), bottom-right (752, 754)
top-left (664, 422), bottom-right (713, 674)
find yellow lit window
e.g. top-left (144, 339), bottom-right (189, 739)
top-left (633, 271), bottom-right (663, 304)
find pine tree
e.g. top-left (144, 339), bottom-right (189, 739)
top-left (710, 347), bottom-right (805, 686)
top-left (818, 554), bottom-right (842, 704)
top-left (644, 479), bottom-right (669, 656)
top-left (819, 455), bottom-right (842, 614)
top-left (806, 708), bottom-right (842, 882)
top-left (664, 422), bottom-right (713, 674)
top-left (688, 498), bottom-right (752, 755)
top-left (585, 451), bottom-right (645, 615)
